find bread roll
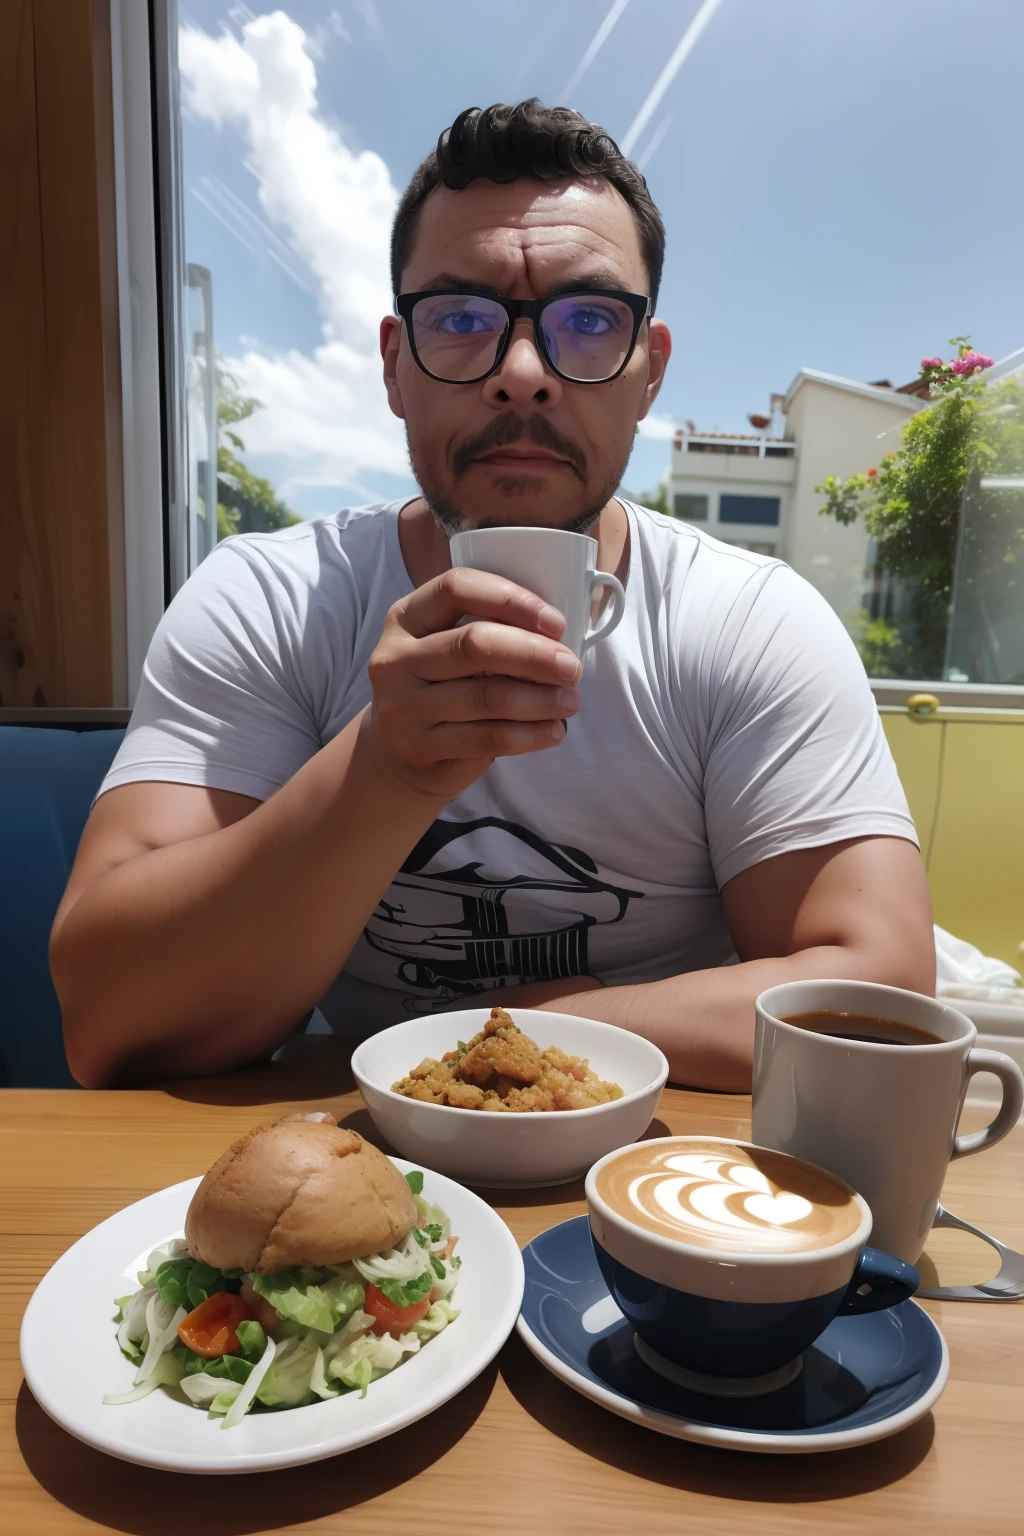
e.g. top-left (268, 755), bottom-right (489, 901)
top-left (185, 1115), bottom-right (417, 1274)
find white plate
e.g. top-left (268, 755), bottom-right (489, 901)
top-left (353, 1008), bottom-right (668, 1187)
top-left (20, 1160), bottom-right (523, 1475)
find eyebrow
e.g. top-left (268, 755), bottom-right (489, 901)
top-left (412, 268), bottom-right (637, 298)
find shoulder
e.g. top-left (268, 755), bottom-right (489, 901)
top-left (212, 502), bottom-right (400, 589)
top-left (144, 502), bottom-right (404, 696)
top-left (623, 499), bottom-right (805, 642)
top-left (624, 499), bottom-right (783, 591)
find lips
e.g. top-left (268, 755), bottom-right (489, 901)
top-left (451, 410), bottom-right (587, 480)
top-left (473, 450), bottom-right (570, 470)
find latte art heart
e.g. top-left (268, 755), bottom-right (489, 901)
top-left (596, 1140), bottom-right (862, 1254)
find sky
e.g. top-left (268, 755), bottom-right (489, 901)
top-left (178, 0), bottom-right (1024, 518)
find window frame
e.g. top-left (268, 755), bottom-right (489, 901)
top-left (109, 0), bottom-right (167, 703)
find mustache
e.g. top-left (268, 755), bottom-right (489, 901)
top-left (452, 412), bottom-right (588, 480)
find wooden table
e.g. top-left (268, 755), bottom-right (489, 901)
top-left (3, 1038), bottom-right (1022, 1534)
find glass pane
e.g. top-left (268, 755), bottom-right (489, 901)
top-left (945, 365), bottom-right (1024, 684)
top-left (673, 493), bottom-right (708, 521)
top-left (718, 495), bottom-right (780, 526)
top-left (410, 294), bottom-right (508, 382)
top-left (164, 2), bottom-right (1023, 698)
top-left (186, 264), bottom-right (218, 565)
top-left (541, 294), bottom-right (635, 381)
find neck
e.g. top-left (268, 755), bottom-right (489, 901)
top-left (397, 496), bottom-right (630, 590)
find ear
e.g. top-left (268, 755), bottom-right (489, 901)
top-left (380, 315), bottom-right (406, 421)
top-left (636, 318), bottom-right (672, 422)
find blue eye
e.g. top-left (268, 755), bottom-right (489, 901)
top-left (436, 309), bottom-right (498, 335)
top-left (562, 306), bottom-right (613, 336)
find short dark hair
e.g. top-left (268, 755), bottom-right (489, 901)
top-left (391, 99), bottom-right (665, 311)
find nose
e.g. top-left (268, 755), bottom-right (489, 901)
top-left (481, 317), bottom-right (563, 410)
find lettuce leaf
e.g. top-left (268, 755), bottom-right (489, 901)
top-left (374, 1270), bottom-right (433, 1308)
top-left (155, 1256), bottom-right (238, 1311)
top-left (405, 1170), bottom-right (424, 1196)
top-left (251, 1272), bottom-right (364, 1333)
top-left (321, 1308), bottom-right (375, 1363)
top-left (180, 1372), bottom-right (242, 1409)
top-left (413, 1298), bottom-right (459, 1340)
top-left (236, 1320), bottom-right (266, 1358)
top-left (173, 1346), bottom-right (252, 1384)
top-left (326, 1330), bottom-right (421, 1397)
top-left (412, 1193), bottom-right (451, 1243)
top-left (255, 1332), bottom-right (320, 1408)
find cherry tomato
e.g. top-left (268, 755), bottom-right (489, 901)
top-left (364, 1282), bottom-right (431, 1338)
top-left (177, 1291), bottom-right (252, 1357)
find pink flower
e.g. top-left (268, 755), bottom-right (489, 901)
top-left (920, 357), bottom-right (944, 370)
top-left (950, 351), bottom-right (994, 375)
top-left (866, 467), bottom-right (878, 479)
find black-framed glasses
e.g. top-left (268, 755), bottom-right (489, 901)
top-left (395, 288), bottom-right (651, 385)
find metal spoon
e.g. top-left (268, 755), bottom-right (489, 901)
top-left (915, 1204), bottom-right (1024, 1301)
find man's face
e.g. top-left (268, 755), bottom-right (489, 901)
top-left (381, 176), bottom-right (671, 534)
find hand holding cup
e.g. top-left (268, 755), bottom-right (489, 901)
top-left (364, 566), bottom-right (582, 803)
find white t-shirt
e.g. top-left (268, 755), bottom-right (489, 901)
top-left (100, 499), bottom-right (917, 1031)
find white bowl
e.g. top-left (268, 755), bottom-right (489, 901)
top-left (351, 1008), bottom-right (669, 1188)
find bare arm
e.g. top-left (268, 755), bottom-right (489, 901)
top-left (52, 570), bottom-right (583, 1087)
top-left (470, 836), bottom-right (935, 1092)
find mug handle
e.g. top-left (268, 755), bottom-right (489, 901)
top-left (583, 570), bottom-right (626, 652)
top-left (951, 1048), bottom-right (1024, 1158)
top-left (839, 1246), bottom-right (920, 1316)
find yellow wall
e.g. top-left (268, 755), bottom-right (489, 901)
top-left (881, 710), bottom-right (1024, 970)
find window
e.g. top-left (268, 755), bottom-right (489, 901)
top-left (674, 493), bottom-right (708, 521)
top-left (145, 2), bottom-right (1023, 710)
top-left (718, 495), bottom-right (781, 526)
top-left (944, 363), bottom-right (1024, 684)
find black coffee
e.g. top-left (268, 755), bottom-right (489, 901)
top-left (782, 1010), bottom-right (943, 1047)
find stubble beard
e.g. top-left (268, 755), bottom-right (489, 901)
top-left (406, 413), bottom-right (632, 539)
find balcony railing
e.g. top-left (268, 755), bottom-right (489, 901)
top-left (674, 434), bottom-right (796, 458)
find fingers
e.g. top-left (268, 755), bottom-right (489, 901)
top-left (406, 620), bottom-right (582, 686)
top-left (405, 677), bottom-right (580, 725)
top-left (420, 719), bottom-right (567, 761)
top-left (398, 567), bottom-right (566, 642)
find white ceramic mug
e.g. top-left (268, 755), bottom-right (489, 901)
top-left (448, 526), bottom-right (625, 658)
top-left (752, 979), bottom-right (1024, 1264)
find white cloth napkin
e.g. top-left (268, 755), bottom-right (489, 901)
top-left (934, 925), bottom-right (1024, 1007)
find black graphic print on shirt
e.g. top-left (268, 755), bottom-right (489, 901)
top-left (363, 816), bottom-right (643, 1011)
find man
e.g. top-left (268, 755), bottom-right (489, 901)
top-left (52, 101), bottom-right (933, 1090)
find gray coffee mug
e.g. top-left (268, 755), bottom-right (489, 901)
top-left (752, 980), bottom-right (1024, 1265)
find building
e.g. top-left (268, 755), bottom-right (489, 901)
top-left (666, 370), bottom-right (925, 626)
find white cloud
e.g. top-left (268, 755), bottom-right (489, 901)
top-left (636, 412), bottom-right (677, 440)
top-left (179, 10), bottom-right (409, 496)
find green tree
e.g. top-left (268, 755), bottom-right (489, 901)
top-left (817, 339), bottom-right (1023, 677)
top-left (216, 363), bottom-right (300, 540)
top-left (634, 483), bottom-right (671, 516)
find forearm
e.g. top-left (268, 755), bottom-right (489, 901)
top-left (508, 941), bottom-right (935, 1092)
top-left (53, 714), bottom-right (442, 1086)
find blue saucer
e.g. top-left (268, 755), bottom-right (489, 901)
top-left (516, 1216), bottom-right (949, 1454)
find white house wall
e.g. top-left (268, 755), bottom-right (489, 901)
top-left (783, 382), bottom-right (921, 628)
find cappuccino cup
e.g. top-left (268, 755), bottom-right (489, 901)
top-left (449, 525), bottom-right (625, 658)
top-left (753, 980), bottom-right (1024, 1264)
top-left (586, 1136), bottom-right (918, 1393)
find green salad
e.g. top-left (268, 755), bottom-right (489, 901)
top-left (105, 1172), bottom-right (460, 1428)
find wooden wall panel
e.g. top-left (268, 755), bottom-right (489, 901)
top-left (0, 0), bottom-right (122, 708)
